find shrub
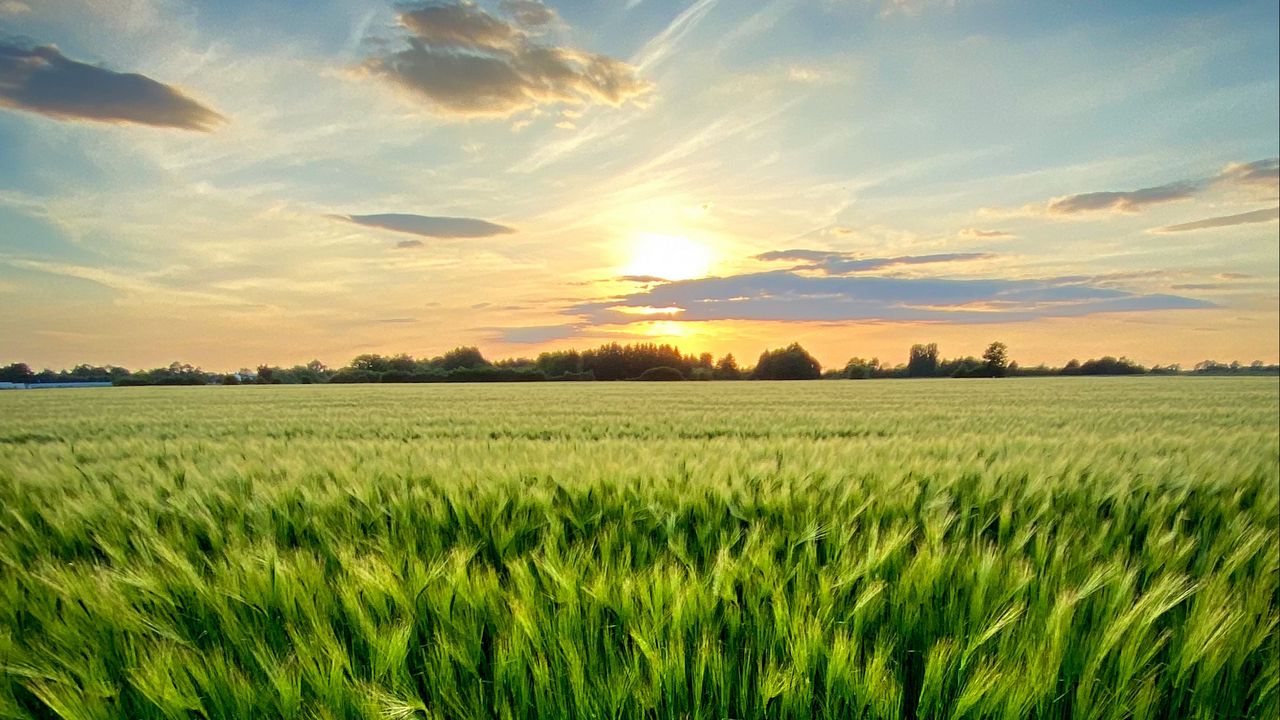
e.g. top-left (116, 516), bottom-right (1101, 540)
top-left (635, 366), bottom-right (685, 381)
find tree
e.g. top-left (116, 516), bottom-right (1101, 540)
top-left (907, 343), bottom-right (939, 377)
top-left (943, 356), bottom-right (985, 378)
top-left (536, 349), bottom-right (582, 377)
top-left (385, 354), bottom-right (417, 373)
top-left (350, 354), bottom-right (390, 373)
top-left (256, 365), bottom-right (278, 384)
top-left (753, 343), bottom-right (821, 380)
top-left (0, 363), bottom-right (34, 384)
top-left (1078, 356), bottom-right (1145, 375)
top-left (842, 357), bottom-right (879, 379)
top-left (982, 342), bottom-right (1009, 377)
top-left (580, 342), bottom-right (696, 381)
top-left (440, 346), bottom-right (488, 371)
top-left (713, 354), bottom-right (742, 380)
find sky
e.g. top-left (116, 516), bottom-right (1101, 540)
top-left (0, 0), bottom-right (1277, 372)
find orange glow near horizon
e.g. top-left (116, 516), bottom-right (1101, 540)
top-left (612, 305), bottom-right (687, 316)
top-left (629, 320), bottom-right (700, 340)
top-left (499, 309), bottom-right (1280, 373)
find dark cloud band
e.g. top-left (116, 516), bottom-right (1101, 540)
top-left (1048, 181), bottom-right (1200, 215)
top-left (756, 249), bottom-right (993, 275)
top-left (569, 268), bottom-right (1213, 325)
top-left (1044, 158), bottom-right (1278, 216)
top-left (0, 42), bottom-right (224, 130)
top-left (1153, 207), bottom-right (1279, 234)
top-left (339, 213), bottom-right (516, 238)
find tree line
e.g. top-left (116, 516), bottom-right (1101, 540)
top-left (2, 341), bottom-right (1276, 386)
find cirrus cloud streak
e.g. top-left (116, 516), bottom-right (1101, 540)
top-left (756, 249), bottom-right (994, 275)
top-left (1151, 206), bottom-right (1279, 234)
top-left (987, 158), bottom-right (1280, 218)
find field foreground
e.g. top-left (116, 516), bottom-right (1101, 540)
top-left (0, 378), bottom-right (1277, 719)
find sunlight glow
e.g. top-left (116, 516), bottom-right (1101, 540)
top-left (612, 305), bottom-right (687, 316)
top-left (636, 320), bottom-right (696, 338)
top-left (622, 233), bottom-right (713, 281)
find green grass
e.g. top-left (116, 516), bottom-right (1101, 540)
top-left (0, 378), bottom-right (1276, 719)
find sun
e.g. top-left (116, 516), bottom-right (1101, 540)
top-left (622, 233), bottom-right (713, 281)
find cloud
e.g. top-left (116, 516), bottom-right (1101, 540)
top-left (755, 248), bottom-right (993, 275)
top-left (337, 213), bottom-right (516, 238)
top-left (1218, 158), bottom-right (1279, 193)
top-left (1151, 207), bottom-right (1279, 233)
top-left (616, 274), bottom-right (669, 284)
top-left (1026, 158), bottom-right (1279, 217)
top-left (959, 228), bottom-right (1015, 239)
top-left (755, 249), bottom-right (843, 263)
top-left (787, 66), bottom-right (823, 83)
top-left (361, 1), bottom-right (650, 117)
top-left (632, 0), bottom-right (720, 72)
top-left (567, 270), bottom-right (1213, 325)
top-left (1, 256), bottom-right (263, 308)
top-left (0, 1), bottom-right (30, 15)
top-left (398, 3), bottom-right (520, 48)
top-left (874, 0), bottom-right (962, 18)
top-left (490, 323), bottom-right (584, 343)
top-left (499, 0), bottom-right (556, 27)
top-left (0, 42), bottom-right (224, 130)
top-left (1047, 181), bottom-right (1200, 215)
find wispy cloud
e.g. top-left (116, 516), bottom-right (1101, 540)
top-left (337, 213), bottom-right (516, 239)
top-left (1, 256), bottom-right (265, 308)
top-left (0, 41), bottom-right (224, 130)
top-left (1047, 180), bottom-right (1200, 215)
top-left (568, 270), bottom-right (1213, 325)
top-left (874, 0), bottom-right (963, 18)
top-left (1219, 158), bottom-right (1279, 194)
top-left (361, 1), bottom-right (650, 117)
top-left (1151, 206), bottom-right (1279, 234)
top-left (489, 323), bottom-right (584, 343)
top-left (633, 0), bottom-right (720, 72)
top-left (994, 158), bottom-right (1280, 218)
top-left (755, 249), bottom-right (843, 263)
top-left (615, 274), bottom-right (670, 284)
top-left (499, 0), bottom-right (556, 27)
top-left (959, 227), bottom-right (1016, 240)
top-left (755, 249), bottom-right (993, 275)
top-left (508, 0), bottom-right (720, 172)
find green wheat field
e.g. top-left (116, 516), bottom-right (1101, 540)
top-left (1, 378), bottom-right (1277, 719)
